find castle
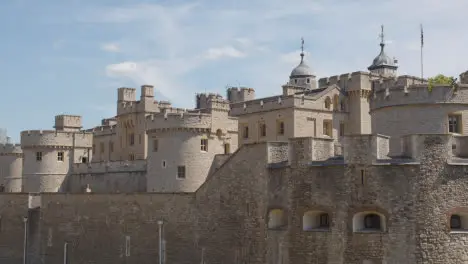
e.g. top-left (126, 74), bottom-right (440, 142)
top-left (1, 27), bottom-right (468, 263)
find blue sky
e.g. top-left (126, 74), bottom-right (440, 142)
top-left (1, 0), bottom-right (467, 142)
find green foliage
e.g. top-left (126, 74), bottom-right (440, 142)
top-left (427, 74), bottom-right (458, 92)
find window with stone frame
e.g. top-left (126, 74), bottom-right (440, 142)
top-left (57, 151), bottom-right (64, 161)
top-left (129, 153), bottom-right (135, 161)
top-left (259, 123), bottom-right (267, 137)
top-left (323, 120), bottom-right (332, 137)
top-left (448, 115), bottom-right (462, 133)
top-left (242, 125), bottom-right (249, 139)
top-left (129, 133), bottom-right (135, 145)
top-left (36, 152), bottom-right (42, 161)
top-left (100, 142), bottom-right (105, 154)
top-left (277, 121), bottom-right (285, 135)
top-left (177, 166), bottom-right (186, 179)
top-left (201, 139), bottom-right (208, 152)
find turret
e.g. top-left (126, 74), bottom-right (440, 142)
top-left (0, 140), bottom-right (23, 192)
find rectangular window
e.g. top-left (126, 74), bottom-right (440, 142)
top-left (129, 153), bottom-right (135, 161)
top-left (177, 166), bottom-right (186, 179)
top-left (277, 121), bottom-right (285, 135)
top-left (153, 139), bottom-right (159, 152)
top-left (129, 133), bottom-right (135, 146)
top-left (57, 152), bottom-right (64, 161)
top-left (201, 139), bottom-right (208, 152)
top-left (224, 143), bottom-right (231, 154)
top-left (259, 123), bottom-right (266, 137)
top-left (339, 122), bottom-right (345, 137)
top-left (92, 144), bottom-right (96, 155)
top-left (323, 120), bottom-right (332, 137)
top-left (242, 125), bottom-right (249, 139)
top-left (36, 152), bottom-right (42, 161)
top-left (100, 142), bottom-right (105, 153)
top-left (449, 115), bottom-right (461, 133)
top-left (109, 141), bottom-right (114, 153)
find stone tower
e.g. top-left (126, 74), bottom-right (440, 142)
top-left (0, 137), bottom-right (23, 192)
top-left (287, 38), bottom-right (317, 90)
top-left (21, 115), bottom-right (93, 192)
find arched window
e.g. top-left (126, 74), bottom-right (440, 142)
top-left (340, 100), bottom-right (345, 111)
top-left (324, 97), bottom-right (331, 110)
top-left (303, 211), bottom-right (330, 231)
top-left (268, 209), bottom-right (285, 229)
top-left (352, 211), bottom-right (386, 232)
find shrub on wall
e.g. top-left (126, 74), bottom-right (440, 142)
top-left (427, 74), bottom-right (458, 92)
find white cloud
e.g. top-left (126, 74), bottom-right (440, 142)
top-left (77, 0), bottom-right (468, 105)
top-left (101, 43), bottom-right (121, 52)
top-left (204, 46), bottom-right (246, 60)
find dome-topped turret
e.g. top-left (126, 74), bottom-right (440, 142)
top-left (290, 39), bottom-right (315, 78)
top-left (286, 38), bottom-right (317, 90)
top-left (368, 25), bottom-right (398, 76)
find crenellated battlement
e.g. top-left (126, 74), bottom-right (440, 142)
top-left (88, 125), bottom-right (117, 137)
top-left (318, 71), bottom-right (373, 91)
top-left (371, 82), bottom-right (468, 111)
top-left (145, 112), bottom-right (212, 132)
top-left (196, 93), bottom-right (230, 111)
top-left (226, 87), bottom-right (256, 103)
top-left (72, 160), bottom-right (146, 174)
top-left (20, 130), bottom-right (93, 148)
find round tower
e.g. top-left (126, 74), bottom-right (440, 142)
top-left (21, 115), bottom-right (93, 193)
top-left (146, 103), bottom-right (237, 192)
top-left (0, 138), bottom-right (23, 192)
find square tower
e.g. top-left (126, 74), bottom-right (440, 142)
top-left (54, 115), bottom-right (82, 132)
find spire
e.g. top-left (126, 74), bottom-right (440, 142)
top-left (378, 24), bottom-right (385, 51)
top-left (300, 37), bottom-right (305, 62)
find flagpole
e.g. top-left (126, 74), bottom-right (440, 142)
top-left (420, 24), bottom-right (424, 80)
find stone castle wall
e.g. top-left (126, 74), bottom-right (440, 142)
top-left (1, 135), bottom-right (468, 263)
top-left (0, 143), bottom-right (23, 192)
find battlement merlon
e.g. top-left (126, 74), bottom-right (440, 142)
top-left (401, 134), bottom-right (453, 162)
top-left (20, 130), bottom-right (93, 149)
top-left (54, 115), bottom-right (82, 132)
top-left (117, 87), bottom-right (137, 102)
top-left (195, 93), bottom-right (230, 111)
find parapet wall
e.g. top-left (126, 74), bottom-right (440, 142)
top-left (0, 143), bottom-right (22, 155)
top-left (72, 160), bottom-right (147, 174)
top-left (343, 134), bottom-right (390, 164)
top-left (318, 71), bottom-right (373, 91)
top-left (230, 95), bottom-right (293, 115)
top-left (288, 137), bottom-right (334, 168)
top-left (371, 82), bottom-right (468, 111)
top-left (89, 125), bottom-right (117, 137)
top-left (227, 87), bottom-right (255, 103)
top-left (21, 130), bottom-right (93, 148)
top-left (146, 112), bottom-right (212, 131)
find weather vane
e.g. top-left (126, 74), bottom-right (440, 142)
top-left (379, 25), bottom-right (385, 44)
top-left (300, 37), bottom-right (305, 62)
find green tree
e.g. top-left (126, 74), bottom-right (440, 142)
top-left (427, 74), bottom-right (457, 92)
